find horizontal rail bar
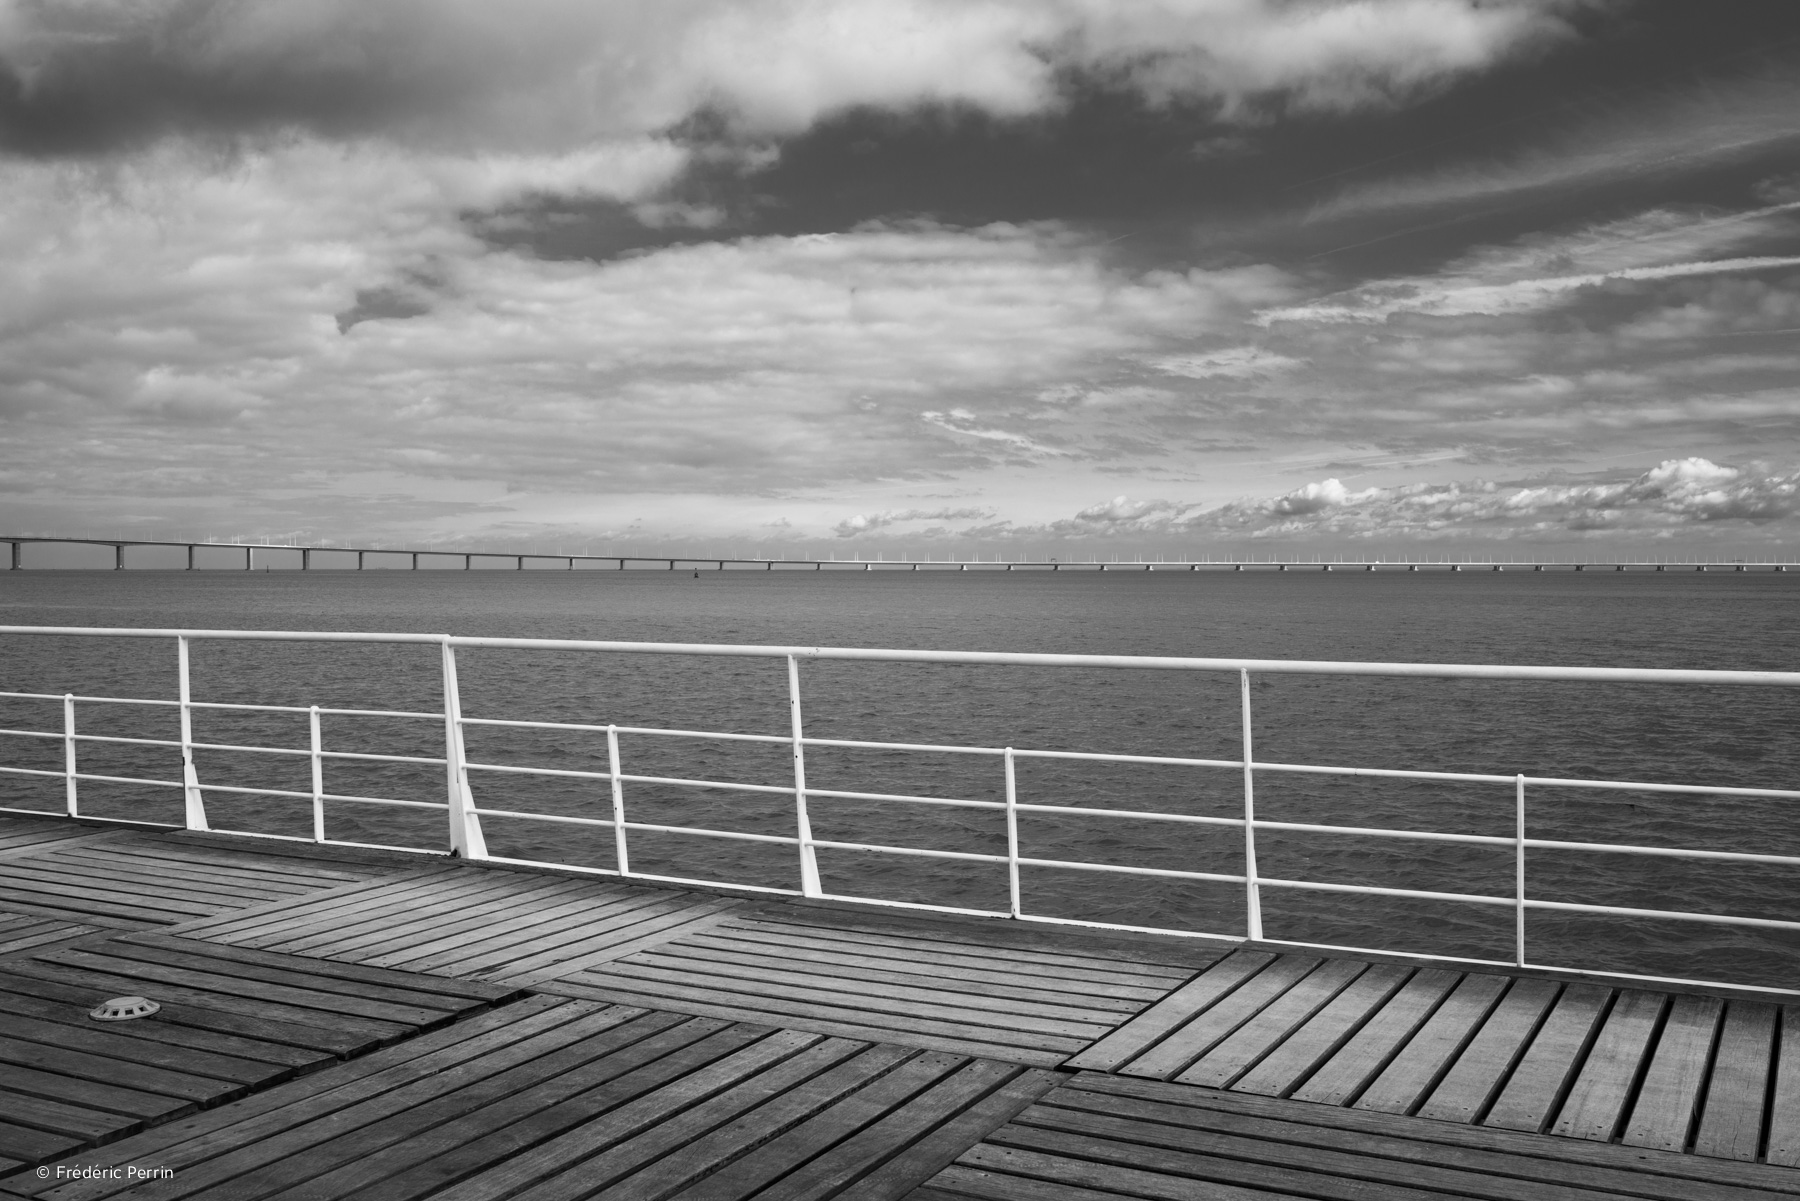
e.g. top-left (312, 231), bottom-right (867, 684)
top-left (1260, 877), bottom-right (1516, 907)
top-left (7, 625), bottom-right (1800, 686)
top-left (1523, 899), bottom-right (1800, 930)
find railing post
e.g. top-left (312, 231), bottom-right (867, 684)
top-left (1240, 668), bottom-right (1263, 941)
top-left (310, 705), bottom-right (325, 843)
top-left (440, 640), bottom-right (488, 859)
top-left (1515, 774), bottom-right (1526, 967)
top-left (63, 693), bottom-right (77, 817)
top-left (1005, 747), bottom-right (1021, 918)
top-left (177, 636), bottom-right (209, 830)
top-left (607, 724), bottom-right (630, 876)
top-left (787, 655), bottom-right (822, 897)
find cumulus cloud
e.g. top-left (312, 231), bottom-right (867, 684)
top-left (833, 506), bottom-right (993, 536)
top-left (1043, 459), bottom-right (1800, 542)
top-left (0, 133), bottom-right (1286, 533)
top-left (0, 0), bottom-right (1581, 156)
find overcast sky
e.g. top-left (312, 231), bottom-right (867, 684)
top-left (4, 0), bottom-right (1799, 556)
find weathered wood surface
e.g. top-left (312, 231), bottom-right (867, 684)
top-left (0, 826), bottom-right (405, 928)
top-left (922, 1073), bottom-right (1800, 1200)
top-left (542, 909), bottom-right (1208, 1068)
top-left (10, 997), bottom-right (1058, 1201)
top-left (1071, 948), bottom-right (1797, 1163)
top-left (171, 864), bottom-right (746, 986)
top-left (0, 932), bottom-right (515, 1170)
top-left (1, 813), bottom-right (1797, 1198)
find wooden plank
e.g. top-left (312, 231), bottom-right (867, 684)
top-left (538, 1042), bottom-right (919, 1201)
top-left (786, 1065), bottom-right (1059, 1201)
top-left (409, 1033), bottom-right (856, 1201)
top-left (607, 949), bottom-right (1125, 1028)
top-left (0, 1010), bottom-right (275, 1086)
top-left (165, 1013), bottom-right (756, 1201)
top-left (1062, 951), bottom-right (1274, 1074)
top-left (369, 889), bottom-right (673, 974)
top-left (244, 1017), bottom-right (766, 1201)
top-left (541, 977), bottom-right (1070, 1066)
top-left (709, 919), bottom-right (1188, 991)
top-left (1005, 1099), bottom-right (1615, 1201)
top-left (340, 876), bottom-right (610, 963)
top-left (0, 970), bottom-right (360, 1062)
top-left (166, 867), bottom-right (457, 940)
top-left (1415, 976), bottom-right (1561, 1124)
top-left (1551, 989), bottom-right (1669, 1142)
top-left (237, 872), bottom-right (559, 955)
top-left (0, 830), bottom-right (131, 861)
top-left (1352, 970), bottom-right (1508, 1115)
top-left (20, 853), bottom-right (310, 904)
top-left (0, 919), bottom-right (103, 958)
top-left (0, 1033), bottom-right (234, 1104)
top-left (0, 1120), bottom-right (84, 1165)
top-left (672, 1048), bottom-right (969, 1201)
top-left (6, 997), bottom-right (592, 1201)
top-left (0, 1088), bottom-right (123, 1140)
top-left (447, 893), bottom-right (730, 979)
top-left (39, 946), bottom-right (455, 1028)
top-left (118, 933), bottom-right (517, 1004)
top-left (673, 928), bottom-right (1171, 1003)
top-left (0, 983), bottom-right (321, 1071)
top-left (960, 1137), bottom-right (1449, 1201)
top-left (77, 1003), bottom-right (671, 1201)
top-left (0, 1063), bottom-right (191, 1122)
top-left (1483, 983), bottom-right (1612, 1135)
top-left (185, 869), bottom-right (498, 947)
top-left (296, 874), bottom-right (603, 960)
top-left (1624, 993), bottom-right (1725, 1152)
top-left (764, 903), bottom-right (1212, 974)
top-left (1066, 1074), bottom-right (1800, 1201)
top-left (0, 873), bottom-right (217, 920)
top-left (86, 937), bottom-right (500, 1017)
top-left (1175, 958), bottom-right (1366, 1090)
top-left (1693, 1001), bottom-right (1778, 1161)
top-left (1231, 962), bottom-right (1413, 1099)
top-left (498, 900), bottom-right (747, 985)
top-left (49, 842), bottom-right (359, 885)
top-left (356, 889), bottom-right (683, 971)
top-left (0, 958), bottom-right (409, 1052)
top-left (623, 940), bottom-right (1143, 1015)
top-left (1763, 1005), bottom-right (1800, 1167)
top-left (742, 910), bottom-right (1199, 982)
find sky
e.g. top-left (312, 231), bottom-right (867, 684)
top-left (3, 0), bottom-right (1800, 559)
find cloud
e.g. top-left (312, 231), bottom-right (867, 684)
top-left (0, 0), bottom-right (1582, 157)
top-left (1041, 458), bottom-right (1800, 542)
top-left (1149, 345), bottom-right (1302, 378)
top-left (1263, 201), bottom-right (1800, 324)
top-left (0, 135), bottom-right (1288, 535)
top-left (832, 506), bottom-right (992, 536)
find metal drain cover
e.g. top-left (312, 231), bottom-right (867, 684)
top-left (90, 995), bottom-right (160, 1021)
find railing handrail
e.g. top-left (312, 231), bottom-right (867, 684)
top-left (4, 622), bottom-right (1800, 995)
top-left (2, 625), bottom-right (1799, 687)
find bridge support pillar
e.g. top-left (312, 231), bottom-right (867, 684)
top-left (246, 547), bottom-right (253, 571)
top-left (465, 555), bottom-right (472, 570)
top-left (114, 544), bottom-right (125, 570)
top-left (357, 551), bottom-right (364, 570)
top-left (411, 552), bottom-right (419, 570)
top-left (302, 548), bottom-right (310, 570)
top-left (11, 541), bottom-right (21, 569)
top-left (517, 557), bottom-right (524, 570)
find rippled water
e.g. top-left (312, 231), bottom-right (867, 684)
top-left (1, 567), bottom-right (1797, 988)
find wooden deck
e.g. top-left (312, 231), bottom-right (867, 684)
top-left (0, 813), bottom-right (1795, 1200)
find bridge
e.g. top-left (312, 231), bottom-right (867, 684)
top-left (2, 535), bottom-right (1794, 572)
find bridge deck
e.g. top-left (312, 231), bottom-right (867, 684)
top-left (0, 814), bottom-right (1795, 1200)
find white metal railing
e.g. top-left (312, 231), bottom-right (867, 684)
top-left (1, 625), bottom-right (1798, 994)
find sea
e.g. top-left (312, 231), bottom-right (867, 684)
top-left (1, 566), bottom-right (1796, 990)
